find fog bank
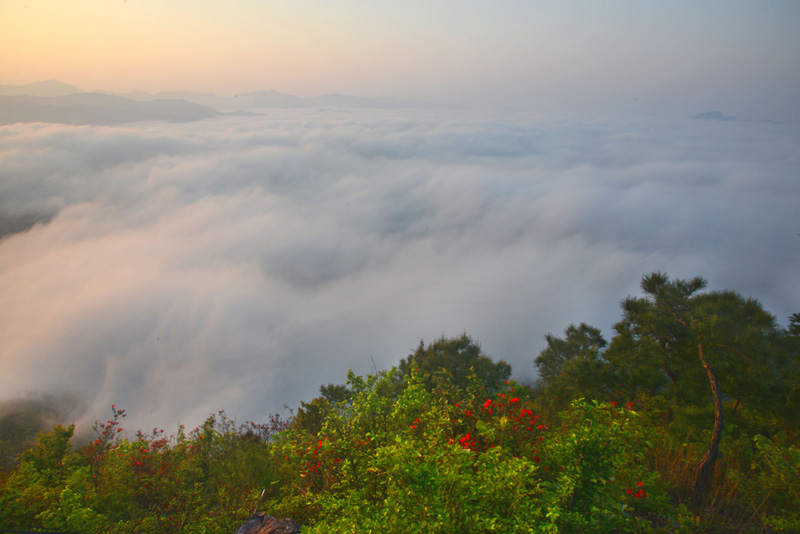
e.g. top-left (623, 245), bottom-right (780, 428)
top-left (1, 109), bottom-right (797, 437)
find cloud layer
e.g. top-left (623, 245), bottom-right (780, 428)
top-left (1, 110), bottom-right (798, 437)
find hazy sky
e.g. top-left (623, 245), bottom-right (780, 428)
top-left (2, 1), bottom-right (800, 119)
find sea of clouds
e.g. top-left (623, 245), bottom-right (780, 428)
top-left (1, 108), bottom-right (798, 437)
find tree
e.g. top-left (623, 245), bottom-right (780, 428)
top-left (604, 321), bottom-right (670, 403)
top-left (771, 313), bottom-right (800, 427)
top-left (788, 312), bottom-right (800, 336)
top-left (616, 272), bottom-right (777, 504)
top-left (534, 323), bottom-right (610, 404)
top-left (398, 334), bottom-right (511, 394)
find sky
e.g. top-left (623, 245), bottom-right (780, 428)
top-left (1, 1), bottom-right (799, 437)
top-left (2, 1), bottom-right (800, 120)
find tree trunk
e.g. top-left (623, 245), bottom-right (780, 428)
top-left (663, 362), bottom-right (680, 406)
top-left (693, 342), bottom-right (724, 505)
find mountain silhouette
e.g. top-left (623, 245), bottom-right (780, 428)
top-left (694, 111), bottom-right (737, 121)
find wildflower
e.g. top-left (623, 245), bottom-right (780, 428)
top-left (483, 399), bottom-right (493, 409)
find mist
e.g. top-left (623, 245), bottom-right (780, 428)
top-left (1, 108), bottom-right (798, 438)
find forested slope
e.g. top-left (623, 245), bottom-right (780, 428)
top-left (1, 273), bottom-right (797, 533)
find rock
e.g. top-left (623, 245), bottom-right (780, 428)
top-left (234, 512), bottom-right (300, 534)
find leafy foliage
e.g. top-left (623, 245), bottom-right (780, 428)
top-left (0, 282), bottom-right (797, 533)
top-left (399, 333), bottom-right (511, 394)
top-left (535, 323), bottom-right (610, 405)
top-left (271, 369), bottom-right (663, 533)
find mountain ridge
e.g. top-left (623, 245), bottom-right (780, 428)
top-left (0, 80), bottom-right (443, 112)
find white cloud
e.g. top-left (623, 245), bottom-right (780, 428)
top-left (1, 110), bottom-right (798, 436)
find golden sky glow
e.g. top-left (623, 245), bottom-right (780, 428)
top-left (2, 0), bottom-right (799, 116)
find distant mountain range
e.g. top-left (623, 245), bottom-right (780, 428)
top-left (0, 80), bottom-right (443, 125)
top-left (0, 80), bottom-right (85, 97)
top-left (0, 93), bottom-right (222, 125)
top-left (108, 88), bottom-right (440, 112)
top-left (694, 111), bottom-right (738, 122)
top-left (693, 110), bottom-right (779, 124)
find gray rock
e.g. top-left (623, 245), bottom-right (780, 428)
top-left (233, 512), bottom-right (300, 534)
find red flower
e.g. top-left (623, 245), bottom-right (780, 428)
top-left (483, 399), bottom-right (493, 409)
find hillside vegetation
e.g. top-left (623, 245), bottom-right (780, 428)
top-left (1, 273), bottom-right (798, 533)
